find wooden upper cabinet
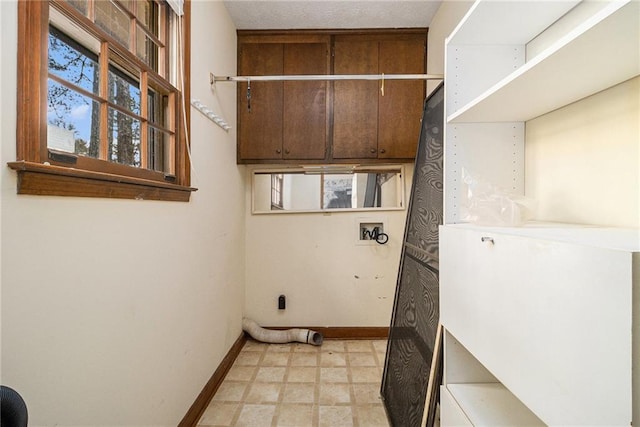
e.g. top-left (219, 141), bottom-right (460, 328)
top-left (237, 35), bottom-right (330, 162)
top-left (333, 33), bottom-right (426, 161)
top-left (237, 30), bottom-right (426, 164)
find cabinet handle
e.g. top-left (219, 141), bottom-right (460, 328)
top-left (284, 149), bottom-right (290, 155)
top-left (276, 149), bottom-right (281, 154)
top-left (380, 148), bottom-right (386, 154)
top-left (481, 237), bottom-right (494, 244)
top-left (370, 148), bottom-right (377, 154)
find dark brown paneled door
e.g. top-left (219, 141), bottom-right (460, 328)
top-left (378, 39), bottom-right (425, 159)
top-left (332, 39), bottom-right (379, 159)
top-left (283, 43), bottom-right (328, 160)
top-left (238, 43), bottom-right (283, 160)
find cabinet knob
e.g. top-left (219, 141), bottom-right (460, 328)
top-left (370, 148), bottom-right (377, 154)
top-left (276, 149), bottom-right (281, 154)
top-left (284, 149), bottom-right (290, 155)
top-left (380, 148), bottom-right (386, 154)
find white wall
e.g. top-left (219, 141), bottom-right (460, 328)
top-left (242, 0), bottom-right (475, 329)
top-left (525, 76), bottom-right (640, 228)
top-left (0, 1), bottom-right (243, 425)
top-left (523, 1), bottom-right (639, 229)
top-left (426, 0), bottom-right (474, 95)
top-left (244, 164), bottom-right (413, 327)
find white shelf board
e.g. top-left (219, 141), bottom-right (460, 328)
top-left (447, 383), bottom-right (545, 426)
top-left (446, 222), bottom-right (640, 252)
top-left (447, 0), bottom-right (579, 46)
top-left (448, 0), bottom-right (639, 123)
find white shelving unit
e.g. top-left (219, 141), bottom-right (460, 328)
top-left (448, 1), bottom-right (638, 123)
top-left (440, 0), bottom-right (640, 425)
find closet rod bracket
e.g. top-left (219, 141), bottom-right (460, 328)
top-left (211, 73), bottom-right (444, 82)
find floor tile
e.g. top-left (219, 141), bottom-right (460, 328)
top-left (348, 352), bottom-right (377, 367)
top-left (235, 404), bottom-right (276, 426)
top-left (266, 343), bottom-right (293, 353)
top-left (291, 352), bottom-right (318, 367)
top-left (352, 383), bottom-right (383, 404)
top-left (292, 343), bottom-right (319, 353)
top-left (242, 340), bottom-right (268, 352)
top-left (261, 352), bottom-right (291, 366)
top-left (212, 381), bottom-right (248, 402)
top-left (255, 367), bottom-right (287, 383)
top-left (281, 383), bottom-right (316, 403)
top-left (320, 351), bottom-right (347, 367)
top-left (226, 366), bottom-right (257, 382)
top-left (355, 404), bottom-right (388, 426)
top-left (345, 340), bottom-right (373, 353)
top-left (286, 367), bottom-right (317, 383)
top-left (244, 382), bottom-right (282, 404)
top-left (320, 367), bottom-right (349, 383)
top-left (275, 403), bottom-right (315, 426)
top-left (199, 339), bottom-right (401, 427)
top-left (372, 340), bottom-right (387, 353)
top-left (318, 405), bottom-right (353, 426)
top-left (321, 340), bottom-right (346, 352)
top-left (234, 352), bottom-right (262, 366)
top-left (319, 383), bottom-right (351, 404)
top-left (350, 366), bottom-right (382, 383)
top-left (197, 401), bottom-right (239, 426)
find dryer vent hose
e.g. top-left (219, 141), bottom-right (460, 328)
top-left (242, 317), bottom-right (323, 346)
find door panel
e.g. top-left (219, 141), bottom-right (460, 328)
top-left (332, 39), bottom-right (378, 159)
top-left (283, 43), bottom-right (328, 160)
top-left (238, 43), bottom-right (284, 160)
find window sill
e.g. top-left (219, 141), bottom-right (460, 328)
top-left (7, 161), bottom-right (197, 202)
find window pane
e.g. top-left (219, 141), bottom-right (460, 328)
top-left (47, 79), bottom-right (100, 158)
top-left (148, 127), bottom-right (170, 172)
top-left (108, 108), bottom-right (141, 167)
top-left (108, 66), bottom-right (141, 115)
top-left (135, 0), bottom-right (158, 36)
top-left (95, 1), bottom-right (130, 47)
top-left (323, 174), bottom-right (354, 209)
top-left (147, 88), bottom-right (167, 126)
top-left (48, 26), bottom-right (99, 95)
top-left (136, 27), bottom-right (159, 71)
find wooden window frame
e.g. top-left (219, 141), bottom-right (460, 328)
top-left (9, 0), bottom-right (195, 202)
top-left (270, 173), bottom-right (284, 210)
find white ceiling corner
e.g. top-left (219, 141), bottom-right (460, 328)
top-left (222, 0), bottom-right (443, 30)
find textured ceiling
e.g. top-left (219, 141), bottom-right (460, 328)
top-left (223, 1), bottom-right (442, 30)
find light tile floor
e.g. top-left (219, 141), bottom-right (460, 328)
top-left (197, 339), bottom-right (390, 427)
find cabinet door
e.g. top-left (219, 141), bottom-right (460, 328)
top-left (238, 43), bottom-right (283, 160)
top-left (440, 226), bottom-right (634, 425)
top-left (332, 39), bottom-right (379, 159)
top-left (283, 43), bottom-right (328, 160)
top-left (378, 38), bottom-right (425, 159)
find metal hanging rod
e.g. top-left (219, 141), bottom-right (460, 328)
top-left (210, 73), bottom-right (443, 83)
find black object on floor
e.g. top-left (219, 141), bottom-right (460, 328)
top-left (1, 385), bottom-right (28, 427)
